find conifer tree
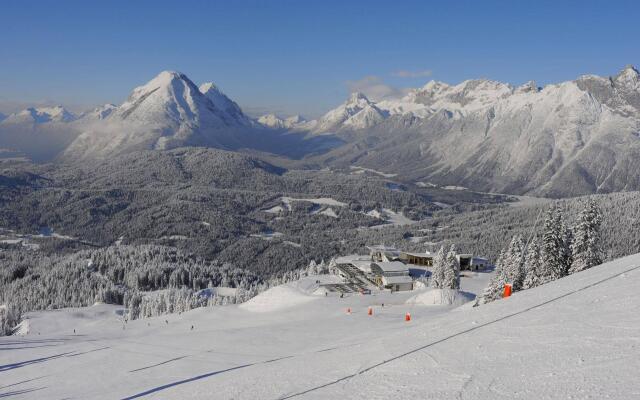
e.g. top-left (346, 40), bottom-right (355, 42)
top-left (0, 304), bottom-right (19, 336)
top-left (481, 250), bottom-right (507, 303)
top-left (430, 246), bottom-right (446, 289)
top-left (443, 244), bottom-right (460, 289)
top-left (504, 235), bottom-right (525, 291)
top-left (570, 199), bottom-right (603, 273)
top-left (540, 206), bottom-right (570, 283)
top-left (561, 220), bottom-right (574, 274)
top-left (522, 236), bottom-right (543, 289)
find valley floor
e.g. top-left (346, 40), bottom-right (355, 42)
top-left (2, 256), bottom-right (640, 399)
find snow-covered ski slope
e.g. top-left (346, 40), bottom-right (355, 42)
top-left (2, 254), bottom-right (640, 399)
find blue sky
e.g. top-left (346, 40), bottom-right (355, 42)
top-left (0, 0), bottom-right (638, 117)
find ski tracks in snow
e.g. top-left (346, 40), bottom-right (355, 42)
top-left (275, 265), bottom-right (640, 399)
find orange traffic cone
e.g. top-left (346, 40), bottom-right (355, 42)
top-left (405, 312), bottom-right (411, 322)
top-left (368, 306), bottom-right (373, 316)
top-left (503, 284), bottom-right (512, 298)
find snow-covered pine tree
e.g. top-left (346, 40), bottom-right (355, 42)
top-left (504, 235), bottom-right (525, 291)
top-left (481, 250), bottom-right (507, 303)
top-left (327, 258), bottom-right (336, 275)
top-left (430, 246), bottom-right (446, 289)
top-left (540, 206), bottom-right (570, 283)
top-left (570, 199), bottom-right (603, 274)
top-left (307, 260), bottom-right (318, 275)
top-left (561, 218), bottom-right (574, 274)
top-left (522, 236), bottom-right (543, 289)
top-left (443, 244), bottom-right (460, 289)
top-left (0, 304), bottom-right (20, 336)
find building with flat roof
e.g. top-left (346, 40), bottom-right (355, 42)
top-left (332, 245), bottom-right (491, 292)
top-left (457, 254), bottom-right (490, 271)
top-left (370, 261), bottom-right (413, 292)
top-left (400, 251), bottom-right (434, 266)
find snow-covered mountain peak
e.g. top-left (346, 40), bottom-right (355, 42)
top-left (314, 92), bottom-right (386, 133)
top-left (347, 91), bottom-right (372, 105)
top-left (419, 80), bottom-right (450, 94)
top-left (198, 81), bottom-right (251, 126)
top-left (402, 78), bottom-right (513, 116)
top-left (453, 79), bottom-right (514, 102)
top-left (2, 105), bottom-right (76, 124)
top-left (109, 71), bottom-right (230, 132)
top-left (65, 71), bottom-right (249, 159)
top-left (33, 106), bottom-right (76, 122)
top-left (144, 70), bottom-right (186, 89)
top-left (614, 65), bottom-right (639, 87)
top-left (198, 82), bottom-right (218, 93)
top-left (258, 114), bottom-right (309, 130)
top-left (312, 66), bottom-right (640, 135)
top-left (113, 70), bottom-right (209, 125)
top-left (79, 103), bottom-right (117, 121)
top-left (125, 71), bottom-right (195, 104)
top-left (285, 115), bottom-right (305, 124)
top-left (257, 114), bottom-right (280, 125)
top-left (515, 80), bottom-right (540, 94)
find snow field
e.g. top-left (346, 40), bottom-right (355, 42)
top-left (2, 256), bottom-right (640, 399)
top-left (406, 288), bottom-right (476, 306)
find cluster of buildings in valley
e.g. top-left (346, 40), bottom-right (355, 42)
top-left (327, 245), bottom-right (490, 293)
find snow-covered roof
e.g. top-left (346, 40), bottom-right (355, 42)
top-left (372, 261), bottom-right (409, 274)
top-left (351, 260), bottom-right (373, 273)
top-left (335, 255), bottom-right (370, 264)
top-left (335, 255), bottom-right (373, 273)
top-left (403, 251), bottom-right (434, 258)
top-left (382, 275), bottom-right (413, 285)
top-left (457, 253), bottom-right (473, 258)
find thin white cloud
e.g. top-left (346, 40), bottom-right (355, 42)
top-left (345, 76), bottom-right (411, 101)
top-left (391, 69), bottom-right (433, 78)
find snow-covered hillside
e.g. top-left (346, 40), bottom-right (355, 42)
top-left (2, 253), bottom-right (639, 399)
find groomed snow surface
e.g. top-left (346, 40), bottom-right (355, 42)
top-left (3, 255), bottom-right (640, 399)
top-left (406, 288), bottom-right (475, 306)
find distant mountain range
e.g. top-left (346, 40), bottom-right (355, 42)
top-left (1, 106), bottom-right (77, 125)
top-left (1, 66), bottom-right (640, 197)
top-left (0, 71), bottom-right (340, 161)
top-left (257, 114), bottom-right (312, 130)
top-left (311, 65), bottom-right (640, 197)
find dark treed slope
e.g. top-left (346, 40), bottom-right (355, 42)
top-left (0, 148), bottom-right (506, 276)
